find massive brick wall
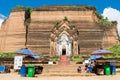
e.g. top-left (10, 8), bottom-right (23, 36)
top-left (27, 8), bottom-right (119, 55)
top-left (27, 10), bottom-right (97, 54)
top-left (78, 30), bottom-right (104, 54)
top-left (0, 6), bottom-right (119, 55)
top-left (103, 24), bottom-right (119, 49)
top-left (0, 11), bottom-right (26, 52)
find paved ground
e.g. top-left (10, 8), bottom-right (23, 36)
top-left (0, 72), bottom-right (120, 80)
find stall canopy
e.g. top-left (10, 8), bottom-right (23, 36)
top-left (91, 48), bottom-right (113, 55)
top-left (15, 48), bottom-right (40, 59)
top-left (88, 55), bottom-right (105, 60)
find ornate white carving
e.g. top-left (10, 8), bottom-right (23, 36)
top-left (56, 34), bottom-right (72, 56)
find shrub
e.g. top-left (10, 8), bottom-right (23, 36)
top-left (99, 17), bottom-right (112, 27)
top-left (0, 52), bottom-right (17, 58)
top-left (51, 56), bottom-right (59, 62)
top-left (70, 56), bottom-right (83, 62)
top-left (105, 45), bottom-right (120, 58)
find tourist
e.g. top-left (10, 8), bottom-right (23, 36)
top-left (77, 66), bottom-right (81, 73)
top-left (87, 63), bottom-right (92, 73)
top-left (91, 61), bottom-right (95, 73)
top-left (86, 60), bottom-right (92, 73)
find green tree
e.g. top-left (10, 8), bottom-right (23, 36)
top-left (98, 14), bottom-right (104, 19)
top-left (99, 17), bottom-right (112, 27)
top-left (105, 45), bottom-right (120, 58)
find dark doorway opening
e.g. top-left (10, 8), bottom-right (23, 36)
top-left (62, 49), bottom-right (66, 55)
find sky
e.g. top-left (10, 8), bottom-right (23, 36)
top-left (0, 0), bottom-right (120, 34)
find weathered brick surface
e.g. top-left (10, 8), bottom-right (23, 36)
top-left (0, 6), bottom-right (119, 55)
top-left (0, 11), bottom-right (26, 52)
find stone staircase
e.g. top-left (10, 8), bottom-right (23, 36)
top-left (41, 64), bottom-right (96, 76)
top-left (58, 55), bottom-right (70, 65)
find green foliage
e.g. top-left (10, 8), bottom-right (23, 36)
top-left (105, 45), bottom-right (120, 58)
top-left (63, 16), bottom-right (69, 22)
top-left (70, 56), bottom-right (83, 62)
top-left (51, 56), bottom-right (59, 62)
top-left (13, 5), bottom-right (33, 27)
top-left (39, 5), bottom-right (96, 11)
top-left (84, 6), bottom-right (95, 10)
top-left (54, 21), bottom-right (60, 26)
top-left (0, 52), bottom-right (17, 58)
top-left (25, 6), bottom-right (33, 14)
top-left (24, 7), bottom-right (33, 26)
top-left (116, 69), bottom-right (120, 73)
top-left (24, 6), bottom-right (33, 27)
top-left (98, 14), bottom-right (112, 28)
top-left (98, 14), bottom-right (104, 19)
top-left (12, 5), bottom-right (25, 12)
top-left (24, 6), bottom-right (33, 45)
top-left (25, 18), bottom-right (30, 26)
top-left (16, 5), bottom-right (24, 9)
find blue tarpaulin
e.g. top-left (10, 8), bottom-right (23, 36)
top-left (15, 48), bottom-right (35, 55)
top-left (88, 55), bottom-right (104, 60)
top-left (15, 48), bottom-right (40, 59)
top-left (91, 49), bottom-right (113, 55)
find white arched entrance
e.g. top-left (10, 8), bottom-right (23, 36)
top-left (56, 34), bottom-right (72, 56)
top-left (50, 20), bottom-right (79, 56)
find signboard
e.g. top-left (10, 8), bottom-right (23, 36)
top-left (48, 61), bottom-right (53, 64)
top-left (14, 56), bottom-right (23, 70)
top-left (83, 60), bottom-right (91, 65)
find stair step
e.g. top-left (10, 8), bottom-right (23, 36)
top-left (58, 55), bottom-right (70, 65)
top-left (41, 64), bottom-right (92, 76)
top-left (41, 73), bottom-right (96, 76)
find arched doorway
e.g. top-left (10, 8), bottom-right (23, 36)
top-left (62, 48), bottom-right (66, 55)
top-left (50, 20), bottom-right (79, 56)
top-left (56, 34), bottom-right (72, 56)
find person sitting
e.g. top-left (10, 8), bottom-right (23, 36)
top-left (91, 61), bottom-right (95, 73)
top-left (85, 63), bottom-right (88, 71)
top-left (77, 66), bottom-right (81, 73)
